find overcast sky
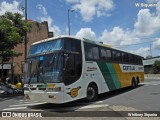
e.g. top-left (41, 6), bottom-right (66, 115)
top-left (0, 0), bottom-right (160, 58)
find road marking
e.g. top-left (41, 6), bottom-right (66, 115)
top-left (78, 104), bottom-right (108, 110)
top-left (20, 101), bottom-right (39, 104)
top-left (3, 107), bottom-right (27, 111)
top-left (20, 100), bottom-right (39, 102)
top-left (19, 100), bottom-right (28, 102)
top-left (95, 101), bottom-right (103, 104)
top-left (9, 102), bottom-right (47, 107)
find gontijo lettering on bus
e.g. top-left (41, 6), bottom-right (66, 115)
top-left (123, 66), bottom-right (135, 70)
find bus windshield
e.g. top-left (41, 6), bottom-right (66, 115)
top-left (26, 53), bottom-right (63, 84)
top-left (28, 39), bottom-right (63, 56)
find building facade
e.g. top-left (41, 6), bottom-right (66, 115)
top-left (143, 56), bottom-right (160, 73)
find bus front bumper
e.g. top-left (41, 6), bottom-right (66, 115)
top-left (24, 91), bottom-right (64, 104)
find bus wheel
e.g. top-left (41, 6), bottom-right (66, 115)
top-left (86, 84), bottom-right (98, 101)
top-left (136, 77), bottom-right (140, 87)
top-left (132, 79), bottom-right (136, 88)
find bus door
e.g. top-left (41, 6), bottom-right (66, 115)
top-left (63, 53), bottom-right (82, 102)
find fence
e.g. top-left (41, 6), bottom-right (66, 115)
top-left (144, 74), bottom-right (160, 80)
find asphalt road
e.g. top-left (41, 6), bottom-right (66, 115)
top-left (0, 79), bottom-right (160, 119)
top-left (100, 79), bottom-right (160, 111)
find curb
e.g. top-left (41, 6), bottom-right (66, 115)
top-left (145, 77), bottom-right (160, 80)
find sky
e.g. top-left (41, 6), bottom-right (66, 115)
top-left (0, 0), bottom-right (160, 58)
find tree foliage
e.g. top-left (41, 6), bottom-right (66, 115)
top-left (0, 12), bottom-right (30, 81)
top-left (147, 60), bottom-right (160, 74)
top-left (0, 12), bottom-right (30, 59)
top-left (152, 60), bottom-right (160, 74)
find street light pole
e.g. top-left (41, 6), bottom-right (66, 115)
top-left (68, 9), bottom-right (75, 36)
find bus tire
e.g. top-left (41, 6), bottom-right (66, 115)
top-left (86, 84), bottom-right (98, 102)
top-left (136, 77), bottom-right (140, 87)
top-left (132, 79), bottom-right (136, 88)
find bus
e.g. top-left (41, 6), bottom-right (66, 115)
top-left (24, 35), bottom-right (144, 103)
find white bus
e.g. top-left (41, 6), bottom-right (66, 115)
top-left (24, 35), bottom-right (144, 103)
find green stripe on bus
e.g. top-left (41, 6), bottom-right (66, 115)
top-left (97, 62), bottom-right (116, 90)
top-left (106, 63), bottom-right (121, 89)
top-left (37, 84), bottom-right (47, 88)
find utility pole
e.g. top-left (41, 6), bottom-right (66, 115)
top-left (150, 43), bottom-right (152, 57)
top-left (68, 9), bottom-right (70, 36)
top-left (24, 0), bottom-right (27, 61)
top-left (68, 9), bottom-right (75, 36)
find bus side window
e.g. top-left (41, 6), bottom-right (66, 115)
top-left (130, 55), bottom-right (136, 64)
top-left (66, 40), bottom-right (75, 51)
top-left (122, 52), bottom-right (129, 63)
top-left (100, 48), bottom-right (112, 61)
top-left (84, 44), bottom-right (93, 59)
top-left (92, 46), bottom-right (99, 60)
top-left (100, 48), bottom-right (107, 60)
top-left (84, 43), bottom-right (99, 60)
top-left (138, 57), bottom-right (143, 65)
top-left (65, 39), bottom-right (81, 52)
top-left (106, 49), bottom-right (112, 60)
top-left (112, 50), bottom-right (121, 62)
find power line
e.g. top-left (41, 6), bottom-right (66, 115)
top-left (112, 37), bottom-right (160, 48)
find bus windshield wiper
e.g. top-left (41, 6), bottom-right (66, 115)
top-left (28, 68), bottom-right (37, 84)
top-left (37, 67), bottom-right (46, 84)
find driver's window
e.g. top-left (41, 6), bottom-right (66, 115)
top-left (63, 39), bottom-right (82, 85)
top-left (65, 39), bottom-right (81, 52)
top-left (64, 54), bottom-right (75, 76)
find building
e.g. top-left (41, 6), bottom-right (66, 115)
top-left (143, 56), bottom-right (160, 73)
top-left (0, 20), bottom-right (53, 82)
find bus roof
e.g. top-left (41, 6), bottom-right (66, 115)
top-left (32, 35), bottom-right (111, 48)
top-left (31, 35), bottom-right (142, 58)
top-left (32, 35), bottom-right (81, 45)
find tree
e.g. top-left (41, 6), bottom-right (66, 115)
top-left (0, 12), bottom-right (30, 82)
top-left (152, 60), bottom-right (160, 74)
